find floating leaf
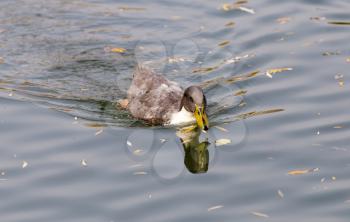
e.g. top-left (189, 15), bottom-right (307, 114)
top-left (218, 40), bottom-right (230, 47)
top-left (95, 129), bottom-right (103, 136)
top-left (221, 3), bottom-right (234, 11)
top-left (214, 125), bottom-right (229, 132)
top-left (322, 51), bottom-right (341, 56)
top-left (276, 17), bottom-right (291, 24)
top-left (225, 21), bottom-right (235, 27)
top-left (288, 168), bottom-right (319, 175)
top-left (22, 161), bottom-right (28, 168)
top-left (335, 74), bottom-right (344, 87)
top-left (266, 67), bottom-right (293, 78)
top-left (234, 89), bottom-right (247, 96)
top-left (215, 139), bottom-right (231, 146)
top-left (160, 138), bottom-right (167, 143)
top-left (85, 122), bottom-right (108, 128)
top-left (238, 6), bottom-right (255, 14)
top-left (133, 149), bottom-right (143, 155)
top-left (251, 211), bottom-right (269, 218)
top-left (0, 57), bottom-right (4, 64)
top-left (81, 159), bottom-right (88, 167)
top-left (208, 205), bottom-right (224, 212)
top-left (328, 21), bottom-right (350, 26)
top-left (133, 171), bottom-right (147, 175)
top-left (118, 6), bottom-right (146, 11)
top-left (277, 189), bottom-right (284, 198)
top-left (110, 47), bottom-right (126, 53)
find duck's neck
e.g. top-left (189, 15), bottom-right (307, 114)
top-left (169, 106), bottom-right (195, 126)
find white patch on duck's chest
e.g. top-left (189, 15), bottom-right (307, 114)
top-left (168, 107), bottom-right (195, 126)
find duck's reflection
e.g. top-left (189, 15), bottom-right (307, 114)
top-left (176, 126), bottom-right (210, 174)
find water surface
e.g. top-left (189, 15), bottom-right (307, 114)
top-left (1, 0), bottom-right (350, 221)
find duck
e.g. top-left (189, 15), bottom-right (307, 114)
top-left (119, 66), bottom-right (209, 131)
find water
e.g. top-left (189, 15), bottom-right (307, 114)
top-left (1, 0), bottom-right (350, 221)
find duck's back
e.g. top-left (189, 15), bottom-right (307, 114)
top-left (127, 66), bottom-right (183, 125)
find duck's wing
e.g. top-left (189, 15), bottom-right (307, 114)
top-left (127, 66), bottom-right (183, 124)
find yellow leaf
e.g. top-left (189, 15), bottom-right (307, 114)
top-left (266, 67), bottom-right (293, 78)
top-left (288, 168), bottom-right (319, 175)
top-left (221, 3), bottom-right (234, 11)
top-left (110, 47), bottom-right (126, 53)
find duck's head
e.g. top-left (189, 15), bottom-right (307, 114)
top-left (180, 86), bottom-right (209, 131)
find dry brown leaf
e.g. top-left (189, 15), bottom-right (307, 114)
top-left (218, 40), bottom-right (230, 47)
top-left (234, 89), bottom-right (247, 96)
top-left (225, 21), bottom-right (235, 27)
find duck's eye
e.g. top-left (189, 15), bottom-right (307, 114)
top-left (189, 97), bottom-right (194, 103)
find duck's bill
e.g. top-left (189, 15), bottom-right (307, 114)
top-left (194, 105), bottom-right (209, 131)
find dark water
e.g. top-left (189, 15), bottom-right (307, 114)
top-left (1, 0), bottom-right (350, 221)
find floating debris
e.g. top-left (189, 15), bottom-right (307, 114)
top-left (277, 189), bottom-right (284, 198)
top-left (208, 205), bottom-right (224, 212)
top-left (214, 125), bottom-right (229, 132)
top-left (127, 140), bottom-right (132, 147)
top-left (110, 47), bottom-right (126, 53)
top-left (159, 138), bottom-right (168, 143)
top-left (225, 21), bottom-right (235, 27)
top-left (95, 129), bottom-right (103, 136)
top-left (276, 17), bottom-right (291, 24)
top-left (328, 20), bottom-right (350, 26)
top-left (288, 168), bottom-right (319, 175)
top-left (332, 176), bottom-right (337, 181)
top-left (310, 16), bottom-right (326, 21)
top-left (86, 123), bottom-right (108, 128)
top-left (251, 211), bottom-right (269, 218)
top-left (168, 57), bottom-right (186, 63)
top-left (334, 74), bottom-right (344, 87)
top-left (22, 161), bottom-right (28, 168)
top-left (0, 57), bottom-right (4, 64)
top-left (346, 57), bottom-right (350, 63)
top-left (322, 51), bottom-right (341, 56)
top-left (266, 67), bottom-right (293, 78)
top-left (215, 139), bottom-right (231, 146)
top-left (133, 149), bottom-right (143, 155)
top-left (238, 6), bottom-right (255, 14)
top-left (333, 125), bottom-right (343, 129)
top-left (133, 171), bottom-right (147, 175)
top-left (234, 89), bottom-right (247, 96)
top-left (218, 40), bottom-right (230, 47)
top-left (118, 6), bottom-right (146, 11)
top-left (81, 159), bottom-right (88, 167)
